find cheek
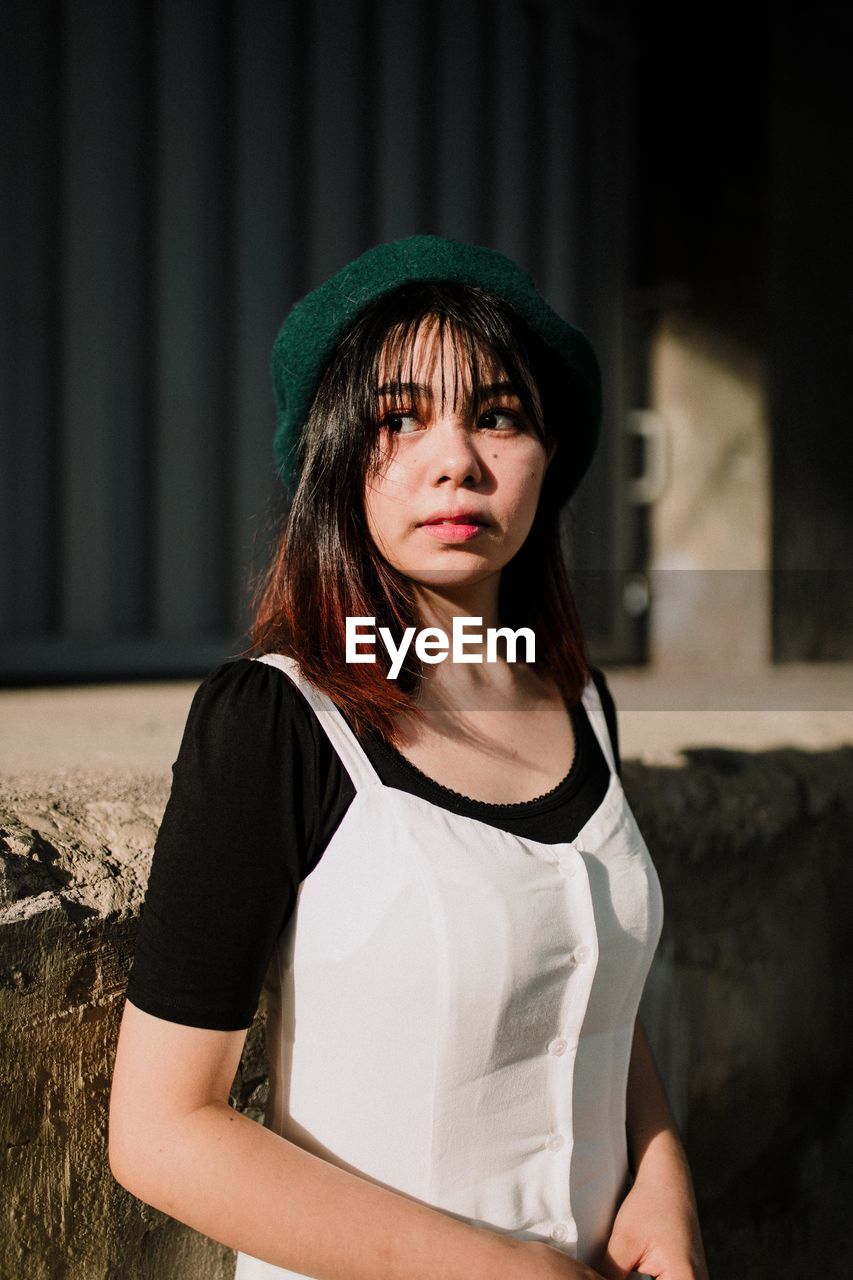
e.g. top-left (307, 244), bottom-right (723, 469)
top-left (493, 452), bottom-right (541, 492)
top-left (364, 465), bottom-right (409, 541)
top-left (505, 448), bottom-right (546, 498)
top-left (506, 458), bottom-right (547, 528)
top-left (369, 438), bottom-right (409, 489)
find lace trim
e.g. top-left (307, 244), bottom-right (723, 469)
top-left (371, 699), bottom-right (584, 811)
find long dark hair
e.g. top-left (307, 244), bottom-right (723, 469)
top-left (244, 281), bottom-right (592, 743)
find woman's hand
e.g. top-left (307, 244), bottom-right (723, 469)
top-left (594, 1171), bottom-right (709, 1280)
top-left (604, 1018), bottom-right (709, 1279)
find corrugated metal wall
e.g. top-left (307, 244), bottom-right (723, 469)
top-left (1, 0), bottom-right (636, 680)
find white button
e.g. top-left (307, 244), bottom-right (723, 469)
top-left (547, 1037), bottom-right (568, 1056)
top-left (573, 944), bottom-right (591, 964)
top-left (550, 1222), bottom-right (569, 1242)
top-left (546, 1133), bottom-right (565, 1151)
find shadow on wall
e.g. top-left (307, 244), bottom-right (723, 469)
top-left (2, 747), bottom-right (853, 1277)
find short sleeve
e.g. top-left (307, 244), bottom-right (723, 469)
top-left (590, 665), bottom-right (622, 780)
top-left (125, 658), bottom-right (327, 1031)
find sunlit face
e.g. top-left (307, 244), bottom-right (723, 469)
top-left (363, 317), bottom-right (556, 591)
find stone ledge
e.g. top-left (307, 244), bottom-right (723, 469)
top-left (2, 750), bottom-right (852, 1277)
top-left (0, 771), bottom-right (263, 1280)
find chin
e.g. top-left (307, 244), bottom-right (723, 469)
top-left (397, 560), bottom-right (503, 590)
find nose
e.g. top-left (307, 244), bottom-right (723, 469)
top-left (427, 417), bottom-right (483, 488)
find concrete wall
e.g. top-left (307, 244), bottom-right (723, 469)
top-left (3, 745), bottom-right (853, 1278)
top-left (0, 769), bottom-right (268, 1279)
top-left (646, 315), bottom-right (772, 679)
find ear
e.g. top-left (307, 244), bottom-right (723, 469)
top-left (544, 436), bottom-right (559, 468)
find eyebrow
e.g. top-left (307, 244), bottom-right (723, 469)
top-left (376, 380), bottom-right (520, 399)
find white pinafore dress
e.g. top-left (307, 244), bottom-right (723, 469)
top-left (234, 653), bottom-right (664, 1279)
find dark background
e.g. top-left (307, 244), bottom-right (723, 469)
top-left (2, 0), bottom-right (852, 683)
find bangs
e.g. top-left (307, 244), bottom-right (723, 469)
top-left (375, 311), bottom-right (537, 418)
top-left (327, 281), bottom-right (554, 479)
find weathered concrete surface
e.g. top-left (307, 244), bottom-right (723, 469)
top-left (0, 770), bottom-right (267, 1280)
top-left (2, 743), bottom-right (853, 1277)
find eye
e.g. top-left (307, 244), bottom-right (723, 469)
top-left (379, 409), bottom-right (420, 434)
top-left (478, 407), bottom-right (525, 431)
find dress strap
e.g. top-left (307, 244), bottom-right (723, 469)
top-left (580, 672), bottom-right (619, 778)
top-left (253, 653), bottom-right (383, 794)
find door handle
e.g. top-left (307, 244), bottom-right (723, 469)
top-left (626, 409), bottom-right (670, 505)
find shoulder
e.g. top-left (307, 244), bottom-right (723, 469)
top-left (588, 664), bottom-right (617, 718)
top-left (186, 656), bottom-right (314, 731)
top-left (175, 656), bottom-right (324, 773)
top-left (588, 664), bottom-right (622, 777)
top-left (190, 655), bottom-right (306, 712)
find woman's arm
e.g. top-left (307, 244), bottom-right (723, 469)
top-left (596, 1020), bottom-right (708, 1280)
top-left (109, 999), bottom-right (604, 1280)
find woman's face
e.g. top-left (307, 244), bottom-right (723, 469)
top-left (363, 317), bottom-right (556, 591)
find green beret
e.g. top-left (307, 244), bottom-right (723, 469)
top-left (271, 234), bottom-right (601, 499)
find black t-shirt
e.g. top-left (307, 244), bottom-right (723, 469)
top-left (126, 658), bottom-right (622, 1031)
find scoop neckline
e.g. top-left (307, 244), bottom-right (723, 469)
top-left (362, 695), bottom-right (588, 816)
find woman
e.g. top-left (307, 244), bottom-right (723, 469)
top-left (109, 236), bottom-right (709, 1280)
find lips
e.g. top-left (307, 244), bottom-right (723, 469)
top-left (420, 512), bottom-right (488, 526)
top-left (419, 512), bottom-right (488, 543)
